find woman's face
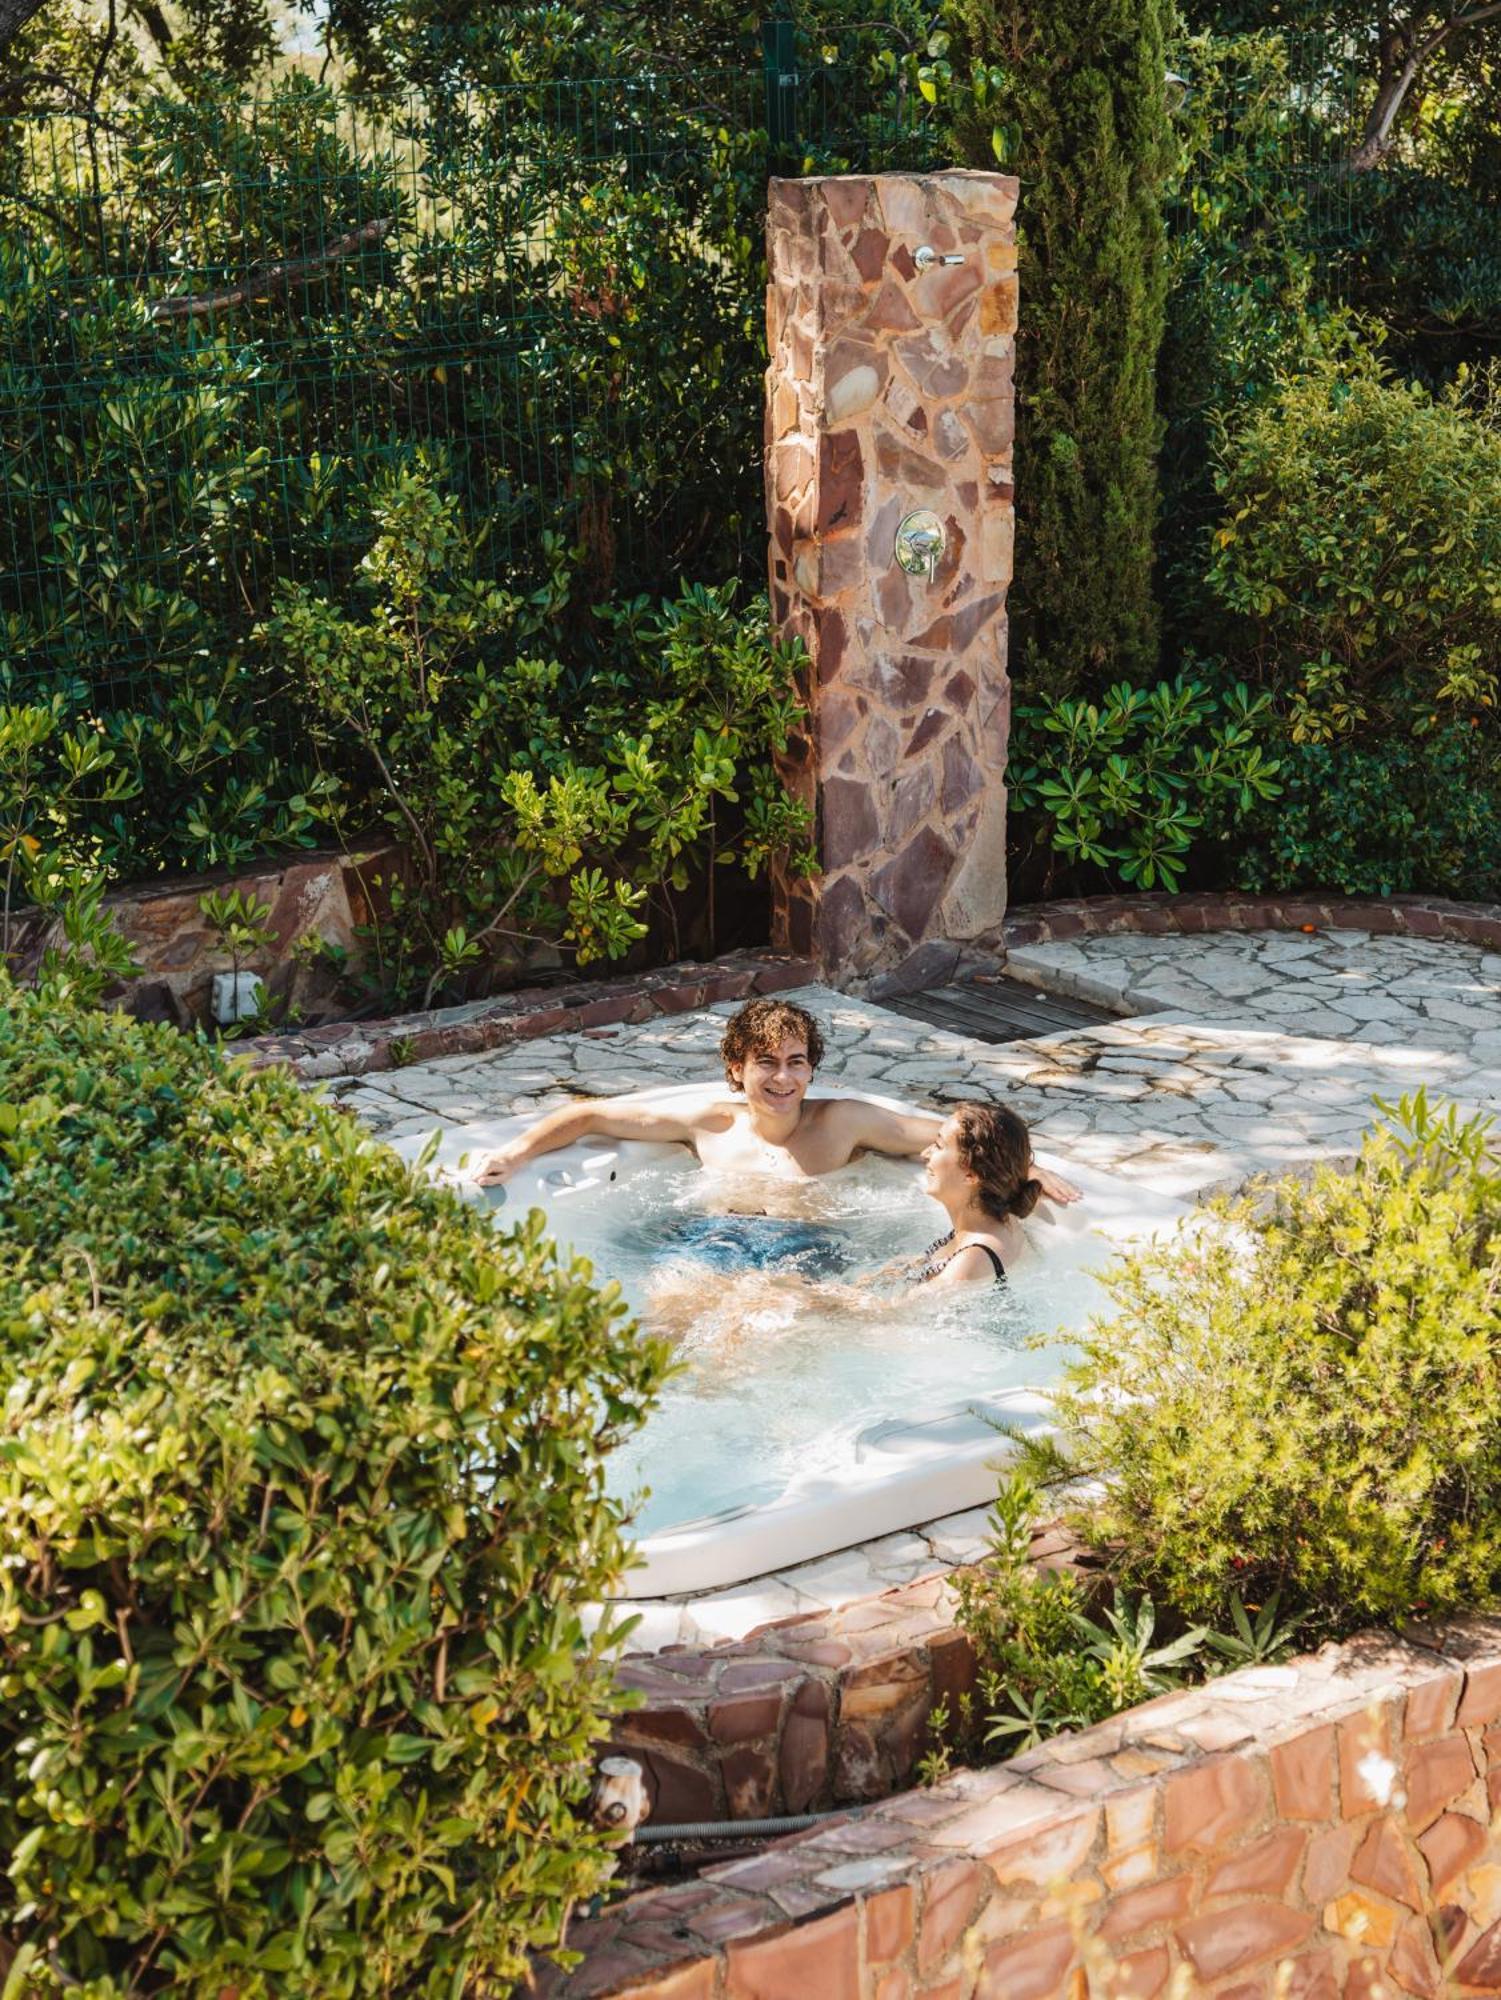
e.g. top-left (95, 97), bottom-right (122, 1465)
top-left (922, 1114), bottom-right (974, 1207)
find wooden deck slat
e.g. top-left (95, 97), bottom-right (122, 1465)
top-left (881, 976), bottom-right (1116, 1046)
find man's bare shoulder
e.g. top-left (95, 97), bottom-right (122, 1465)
top-left (680, 1097), bottom-right (742, 1134)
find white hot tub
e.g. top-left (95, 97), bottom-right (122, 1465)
top-left (400, 1084), bottom-right (1188, 1599)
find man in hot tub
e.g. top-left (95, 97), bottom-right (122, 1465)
top-left (472, 998), bottom-right (1079, 1270)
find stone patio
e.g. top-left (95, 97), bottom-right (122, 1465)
top-left (329, 924), bottom-right (1501, 1646)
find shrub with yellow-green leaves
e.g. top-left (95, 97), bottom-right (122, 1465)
top-left (0, 982), bottom-right (667, 1996)
top-left (1039, 1094), bottom-right (1501, 1634)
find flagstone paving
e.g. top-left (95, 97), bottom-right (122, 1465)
top-left (328, 927), bottom-right (1501, 1643)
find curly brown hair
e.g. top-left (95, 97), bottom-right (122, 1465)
top-left (953, 1102), bottom-right (1041, 1221)
top-left (719, 998), bottom-right (825, 1090)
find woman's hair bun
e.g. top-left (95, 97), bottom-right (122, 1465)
top-left (1009, 1176), bottom-right (1043, 1220)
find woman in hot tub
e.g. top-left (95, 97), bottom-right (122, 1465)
top-left (903, 1100), bottom-right (1042, 1288)
top-left (642, 1099), bottom-right (1043, 1343)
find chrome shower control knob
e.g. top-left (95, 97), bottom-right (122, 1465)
top-left (894, 509), bottom-right (947, 582)
top-left (913, 244), bottom-right (966, 272)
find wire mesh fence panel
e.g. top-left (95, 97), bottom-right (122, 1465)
top-left (0, 26), bottom-right (1377, 738)
top-left (0, 53), bottom-right (943, 726)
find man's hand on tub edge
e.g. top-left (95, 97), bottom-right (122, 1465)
top-left (475, 1144), bottom-right (526, 1186)
top-left (1034, 1163), bottom-right (1082, 1207)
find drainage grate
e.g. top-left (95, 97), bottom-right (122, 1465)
top-left (880, 974), bottom-right (1117, 1045)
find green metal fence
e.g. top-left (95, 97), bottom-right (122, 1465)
top-left (0, 27), bottom-right (1374, 716)
top-left (0, 50), bottom-right (943, 713)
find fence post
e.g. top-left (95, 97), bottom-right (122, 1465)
top-left (762, 8), bottom-right (798, 162)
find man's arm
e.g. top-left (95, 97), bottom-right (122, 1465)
top-left (473, 1097), bottom-right (720, 1184)
top-left (837, 1099), bottom-right (942, 1159)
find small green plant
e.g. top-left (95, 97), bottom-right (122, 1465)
top-left (1203, 1591), bottom-right (1303, 1668)
top-left (916, 1697), bottom-right (955, 1787)
top-left (957, 1474), bottom-right (1215, 1756)
top-left (0, 700), bottom-right (140, 1005)
top-left (200, 886), bottom-right (276, 969)
top-left (198, 887), bottom-right (280, 1033)
top-left (1008, 675), bottom-right (1283, 891)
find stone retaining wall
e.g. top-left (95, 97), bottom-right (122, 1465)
top-left (241, 948), bottom-right (818, 1078)
top-left (610, 1524), bottom-right (1088, 1826)
top-left (538, 1617), bottom-right (1501, 1998)
top-left (6, 840), bottom-right (407, 1028)
top-left (1002, 890), bottom-right (1501, 956)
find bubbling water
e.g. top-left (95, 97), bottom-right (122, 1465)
top-left (539, 1152), bottom-right (1109, 1538)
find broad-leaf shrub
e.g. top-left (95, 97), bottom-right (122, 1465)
top-left (1040, 1095), bottom-right (1501, 1633)
top-left (261, 470), bottom-right (814, 1005)
top-left (1007, 675), bottom-right (1282, 892)
top-left (1235, 720), bottom-right (1501, 900)
top-left (0, 984), bottom-right (667, 1995)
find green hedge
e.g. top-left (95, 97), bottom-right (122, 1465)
top-left (0, 984), bottom-right (666, 1996)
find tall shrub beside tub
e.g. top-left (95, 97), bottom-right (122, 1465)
top-left (0, 984), bottom-right (667, 1996)
top-left (945, 0), bottom-right (1174, 695)
top-left (1034, 1095), bottom-right (1501, 1633)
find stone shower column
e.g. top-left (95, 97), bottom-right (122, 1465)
top-left (764, 170), bottom-right (1018, 982)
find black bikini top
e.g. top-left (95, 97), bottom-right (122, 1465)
top-left (917, 1231), bottom-right (1007, 1285)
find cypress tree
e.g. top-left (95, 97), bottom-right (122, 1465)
top-left (947, 0), bottom-right (1173, 696)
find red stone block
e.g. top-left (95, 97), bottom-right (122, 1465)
top-left (619, 1707), bottom-right (708, 1752)
top-left (651, 984), bottom-right (708, 1017)
top-left (1174, 1903), bottom-right (1312, 1982)
top-left (1098, 1871), bottom-right (1197, 1943)
top-left (724, 1904), bottom-right (859, 2000)
top-left (1404, 1734), bottom-right (1477, 1829)
top-left (513, 1006), bottom-right (575, 1039)
top-left (929, 1631), bottom-right (977, 1710)
top-left (1390, 1914), bottom-right (1445, 2000)
top-left (575, 996), bottom-right (636, 1029)
top-left (1417, 1809), bottom-right (1487, 1892)
top-left (1204, 1826), bottom-right (1306, 1900)
top-left (1350, 1814), bottom-right (1424, 1911)
top-left (639, 1748), bottom-right (717, 1825)
top-left (709, 1695), bottom-right (783, 1747)
top-left (1458, 1661), bottom-right (1501, 1728)
top-left (980, 1918), bottom-right (1076, 2000)
top-left (916, 1857), bottom-right (989, 1974)
top-left (1108, 1944), bottom-right (1170, 2000)
top-left (1300, 1822), bottom-right (1357, 1904)
top-left (1162, 1754), bottom-right (1269, 1854)
top-left (865, 1882), bottom-right (915, 1965)
top-left (1272, 1726), bottom-right (1336, 1821)
top-left (1404, 1671), bottom-right (1462, 1740)
top-left (779, 1682), bottom-right (831, 1815)
top-left (1455, 1918), bottom-right (1501, 1989)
